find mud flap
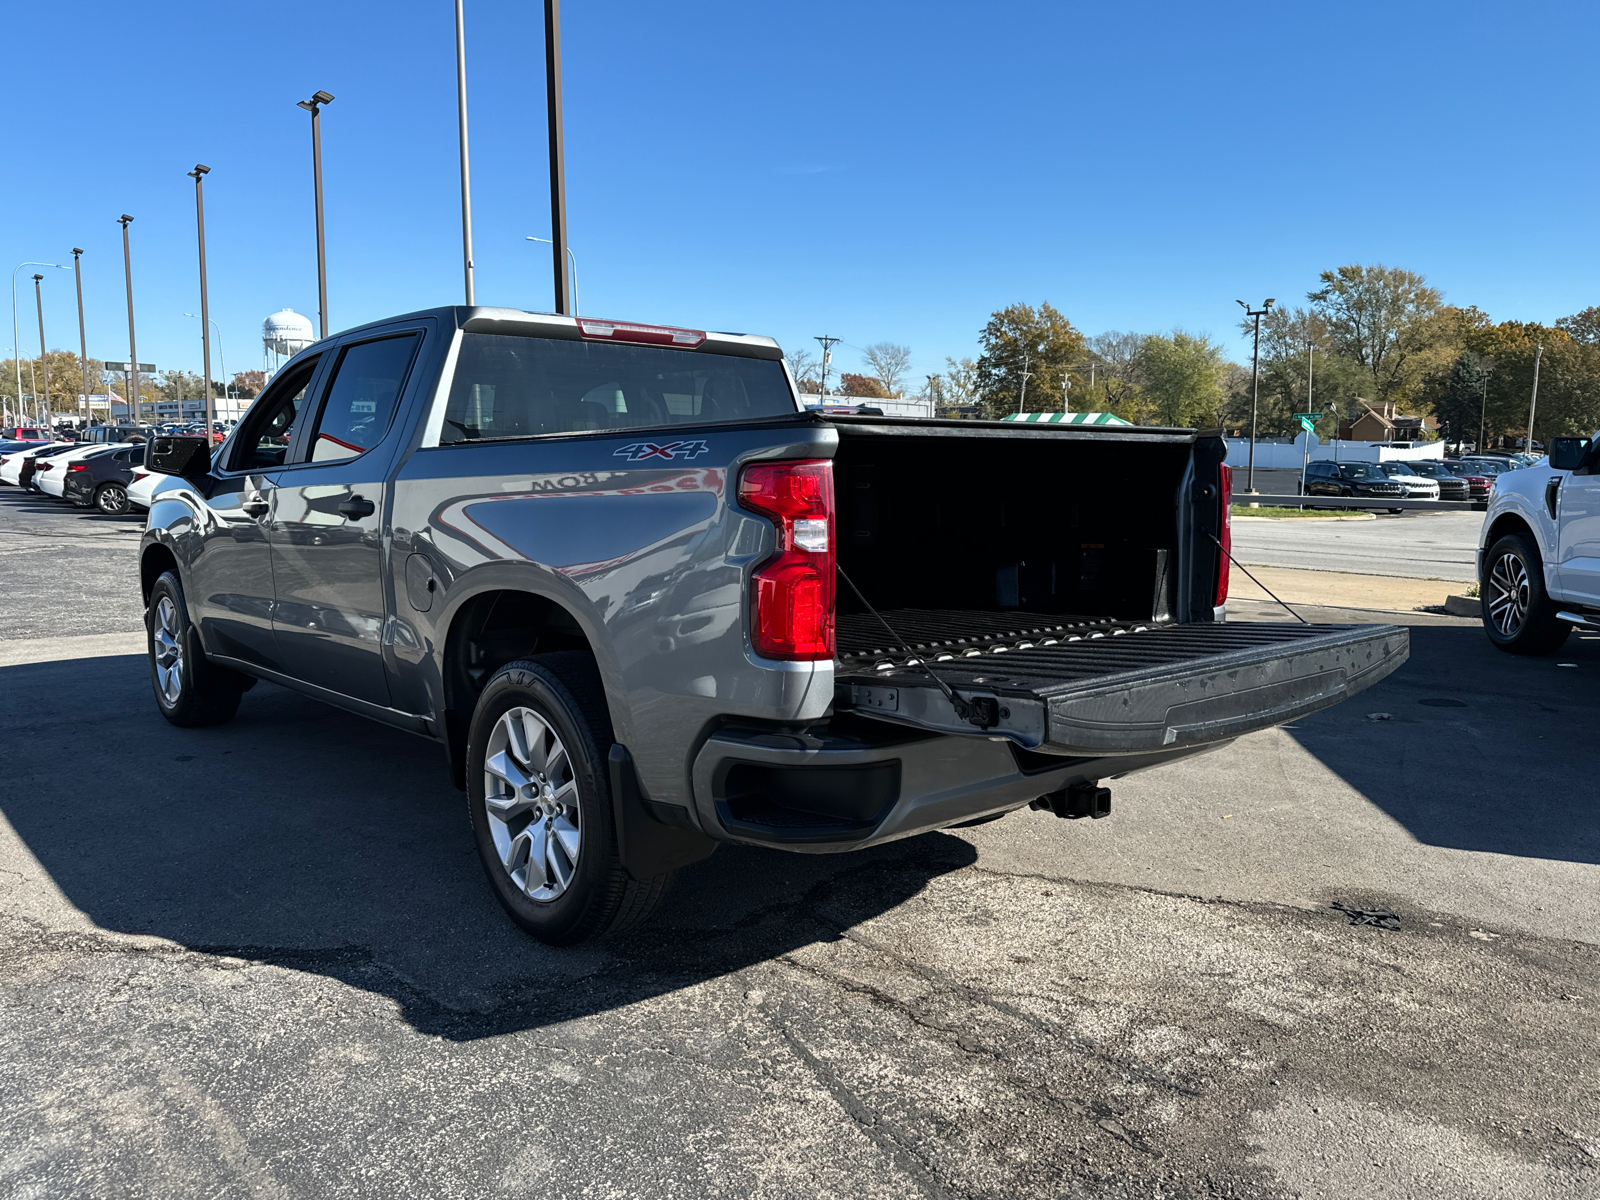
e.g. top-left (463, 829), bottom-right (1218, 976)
top-left (608, 744), bottom-right (718, 880)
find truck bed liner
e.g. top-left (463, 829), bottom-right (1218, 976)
top-left (835, 610), bottom-right (1408, 756)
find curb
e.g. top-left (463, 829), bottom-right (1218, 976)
top-left (1444, 594), bottom-right (1480, 617)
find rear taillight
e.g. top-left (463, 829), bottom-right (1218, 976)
top-left (68, 463), bottom-right (89, 472)
top-left (1215, 464), bottom-right (1232, 607)
top-left (132, 472), bottom-right (149, 482)
top-left (739, 459), bottom-right (835, 660)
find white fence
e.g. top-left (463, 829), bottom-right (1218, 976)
top-left (1224, 434), bottom-right (1445, 469)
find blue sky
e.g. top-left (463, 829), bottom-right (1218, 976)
top-left (5, 0), bottom-right (1597, 387)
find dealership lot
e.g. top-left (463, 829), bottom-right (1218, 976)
top-left (1, 490), bottom-right (1596, 1199)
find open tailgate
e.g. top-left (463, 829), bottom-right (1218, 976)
top-left (835, 611), bottom-right (1408, 755)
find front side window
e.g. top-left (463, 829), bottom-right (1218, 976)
top-left (309, 334), bottom-right (419, 463)
top-left (231, 355), bottom-right (321, 471)
top-left (440, 333), bottom-right (796, 444)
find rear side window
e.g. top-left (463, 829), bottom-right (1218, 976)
top-left (440, 333), bottom-right (796, 443)
top-left (309, 334), bottom-right (420, 463)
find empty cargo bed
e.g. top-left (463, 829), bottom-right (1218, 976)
top-left (834, 609), bottom-right (1408, 757)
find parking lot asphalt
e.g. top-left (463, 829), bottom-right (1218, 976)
top-left (2, 487), bottom-right (1596, 1199)
top-left (1230, 510), bottom-right (1482, 582)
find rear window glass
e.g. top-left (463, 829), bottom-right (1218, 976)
top-left (440, 333), bottom-right (796, 443)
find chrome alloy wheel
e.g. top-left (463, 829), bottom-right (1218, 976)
top-left (1487, 550), bottom-right (1530, 637)
top-left (482, 706), bottom-right (581, 902)
top-left (152, 596), bottom-right (185, 705)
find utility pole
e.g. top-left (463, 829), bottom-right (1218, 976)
top-left (1062, 372), bottom-right (1071, 416)
top-left (454, 0), bottom-right (476, 305)
top-left (545, 0), bottom-right (572, 315)
top-left (32, 275), bottom-right (50, 425)
top-left (1300, 338), bottom-right (1315, 506)
top-left (1478, 368), bottom-right (1489, 453)
top-left (72, 249), bottom-right (88, 429)
top-left (1017, 351), bottom-right (1033, 414)
top-left (814, 335), bottom-right (840, 400)
top-left (1236, 298), bottom-right (1275, 492)
top-left (118, 215), bottom-right (138, 424)
top-left (297, 91), bottom-right (334, 338)
top-left (190, 165), bottom-right (216, 439)
top-left (926, 373), bottom-right (938, 418)
top-left (1526, 343), bottom-right (1543, 453)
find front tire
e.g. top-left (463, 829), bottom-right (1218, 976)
top-left (466, 653), bottom-right (673, 945)
top-left (1481, 532), bottom-right (1569, 655)
top-left (146, 570), bottom-right (249, 726)
top-left (95, 482), bottom-right (131, 515)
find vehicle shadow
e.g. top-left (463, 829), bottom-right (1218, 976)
top-left (0, 653), bottom-right (974, 1040)
top-left (1283, 621), bottom-right (1600, 865)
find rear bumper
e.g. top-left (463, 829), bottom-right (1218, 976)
top-left (689, 720), bottom-right (1220, 853)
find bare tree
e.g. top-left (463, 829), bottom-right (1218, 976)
top-left (862, 342), bottom-right (912, 397)
top-left (1085, 331), bottom-right (1143, 412)
top-left (784, 347), bottom-right (820, 391)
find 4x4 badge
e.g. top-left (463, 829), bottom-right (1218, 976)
top-left (614, 440), bottom-right (710, 462)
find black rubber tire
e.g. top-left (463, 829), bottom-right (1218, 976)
top-left (146, 570), bottom-right (249, 727)
top-left (466, 652), bottom-right (674, 945)
top-left (95, 482), bottom-right (131, 515)
top-left (1481, 532), bottom-right (1570, 655)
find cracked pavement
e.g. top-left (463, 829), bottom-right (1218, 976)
top-left (1, 490), bottom-right (1598, 1198)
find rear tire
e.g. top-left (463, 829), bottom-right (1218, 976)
top-left (146, 570), bottom-right (249, 726)
top-left (466, 652), bottom-right (674, 945)
top-left (94, 482), bottom-right (131, 515)
top-left (1481, 532), bottom-right (1569, 655)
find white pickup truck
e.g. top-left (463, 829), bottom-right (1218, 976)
top-left (1478, 434), bottom-right (1600, 652)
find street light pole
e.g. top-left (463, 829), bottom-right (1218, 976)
top-left (454, 0), bottom-right (476, 306)
top-left (1478, 369), bottom-right (1489, 453)
top-left (525, 237), bottom-right (578, 315)
top-left (72, 249), bottom-right (88, 430)
top-left (1062, 372), bottom-right (1071, 416)
top-left (189, 165), bottom-right (216, 439)
top-left (545, 0), bottom-right (572, 316)
top-left (119, 215), bottom-right (139, 425)
top-left (11, 262), bottom-right (66, 427)
top-left (296, 91), bottom-right (335, 338)
top-left (1526, 342), bottom-right (1543, 453)
top-left (1236, 298), bottom-right (1275, 493)
top-left (32, 275), bottom-right (50, 425)
top-left (189, 314), bottom-right (230, 421)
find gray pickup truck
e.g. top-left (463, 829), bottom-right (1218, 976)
top-left (140, 307), bottom-right (1408, 943)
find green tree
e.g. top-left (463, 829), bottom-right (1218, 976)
top-left (975, 302), bottom-right (1085, 417)
top-left (1135, 331), bottom-right (1227, 427)
top-left (1308, 264), bottom-right (1444, 404)
top-left (1556, 306), bottom-right (1600, 345)
top-left (1463, 323), bottom-right (1600, 446)
top-left (1421, 350), bottom-right (1494, 449)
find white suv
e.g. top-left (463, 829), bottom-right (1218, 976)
top-left (1477, 434), bottom-right (1600, 653)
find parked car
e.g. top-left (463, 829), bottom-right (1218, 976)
top-left (1301, 460), bottom-right (1409, 511)
top-left (63, 443), bottom-right (147, 514)
top-left (35, 443), bottom-right (131, 498)
top-left (0, 442), bottom-right (76, 489)
top-left (1477, 433), bottom-right (1600, 653)
top-left (1397, 459), bottom-right (1470, 501)
top-left (81, 423), bottom-right (156, 446)
top-left (125, 466), bottom-right (164, 511)
top-left (1440, 461), bottom-right (1495, 499)
top-left (139, 305), bottom-right (1409, 944)
top-left (4, 427), bottom-right (52, 441)
top-left (1377, 461), bottom-right (1442, 500)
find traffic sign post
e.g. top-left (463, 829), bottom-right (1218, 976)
top-left (1296, 413), bottom-right (1320, 505)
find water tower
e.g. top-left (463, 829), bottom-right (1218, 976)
top-left (262, 309), bottom-right (317, 376)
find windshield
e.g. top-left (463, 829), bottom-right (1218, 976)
top-left (1342, 464), bottom-right (1384, 480)
top-left (1380, 462), bottom-right (1418, 476)
top-left (440, 333), bottom-right (798, 444)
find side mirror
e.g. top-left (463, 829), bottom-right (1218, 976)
top-left (148, 435), bottom-right (213, 484)
top-left (1549, 437), bottom-right (1589, 471)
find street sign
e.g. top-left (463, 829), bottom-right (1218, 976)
top-left (1294, 412), bottom-right (1320, 422)
top-left (103, 361), bottom-right (156, 374)
top-left (1299, 417), bottom-right (1316, 433)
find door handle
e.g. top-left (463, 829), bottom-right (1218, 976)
top-left (339, 495), bottom-right (376, 519)
top-left (241, 495), bottom-right (269, 518)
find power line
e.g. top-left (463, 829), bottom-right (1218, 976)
top-left (813, 334), bottom-right (841, 400)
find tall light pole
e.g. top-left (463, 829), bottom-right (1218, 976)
top-left (455, 0), bottom-right (476, 305)
top-left (11, 262), bottom-right (66, 427)
top-left (32, 275), bottom-right (51, 424)
top-left (72, 249), bottom-right (88, 429)
top-left (297, 91), bottom-right (334, 338)
top-left (1526, 342), bottom-right (1543, 453)
top-left (189, 164), bottom-right (216, 438)
top-left (1236, 298), bottom-right (1275, 492)
top-left (187, 314), bottom-right (230, 420)
top-left (545, 0), bottom-right (572, 316)
top-left (526, 236), bottom-right (578, 315)
top-left (1478, 363), bottom-right (1491, 453)
top-left (119, 215), bottom-right (139, 424)
top-left (1062, 372), bottom-right (1071, 416)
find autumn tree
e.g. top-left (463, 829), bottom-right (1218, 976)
top-left (1461, 323), bottom-right (1600, 446)
top-left (1307, 264), bottom-right (1444, 404)
top-left (861, 343), bottom-right (911, 397)
top-left (975, 302), bottom-right (1085, 417)
top-left (231, 370), bottom-right (266, 398)
top-left (838, 372), bottom-right (889, 399)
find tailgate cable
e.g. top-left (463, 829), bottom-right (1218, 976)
top-left (835, 564), bottom-right (1000, 728)
top-left (1207, 533), bottom-right (1309, 625)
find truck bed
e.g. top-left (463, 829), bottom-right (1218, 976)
top-left (835, 609), bottom-right (1408, 756)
